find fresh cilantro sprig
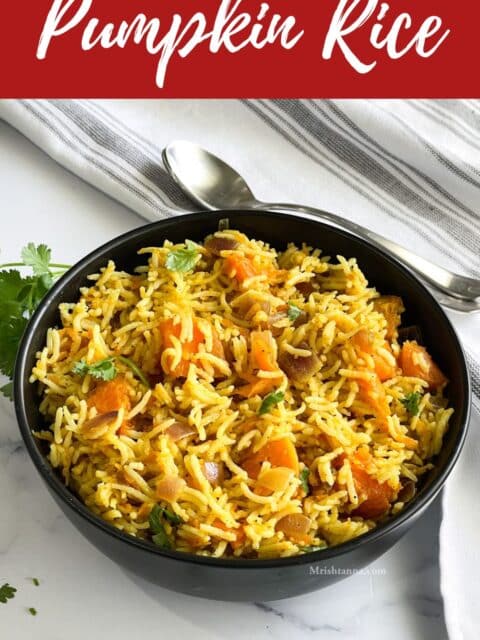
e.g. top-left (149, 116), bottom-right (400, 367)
top-left (165, 240), bottom-right (200, 273)
top-left (160, 507), bottom-right (183, 526)
top-left (72, 358), bottom-right (117, 381)
top-left (0, 583), bottom-right (17, 604)
top-left (287, 302), bottom-right (302, 322)
top-left (72, 355), bottom-right (150, 387)
top-left (259, 390), bottom-right (285, 415)
top-left (149, 504), bottom-right (183, 548)
top-left (300, 468), bottom-right (310, 495)
top-left (0, 244), bottom-right (70, 400)
top-left (401, 391), bottom-right (422, 416)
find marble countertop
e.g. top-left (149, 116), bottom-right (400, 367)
top-left (0, 119), bottom-right (447, 640)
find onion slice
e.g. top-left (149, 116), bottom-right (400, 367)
top-left (166, 421), bottom-right (196, 442)
top-left (275, 513), bottom-right (312, 541)
top-left (256, 467), bottom-right (293, 493)
top-left (156, 476), bottom-right (185, 502)
top-left (82, 411), bottom-right (118, 439)
top-left (202, 461), bottom-right (225, 487)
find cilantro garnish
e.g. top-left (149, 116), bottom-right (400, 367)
top-left (0, 244), bottom-right (70, 399)
top-left (72, 357), bottom-right (117, 382)
top-left (21, 243), bottom-right (53, 276)
top-left (149, 504), bottom-right (183, 548)
top-left (300, 468), bottom-right (310, 495)
top-left (72, 355), bottom-right (150, 387)
top-left (161, 508), bottom-right (183, 526)
top-left (28, 607), bottom-right (37, 616)
top-left (0, 583), bottom-right (17, 604)
top-left (259, 390), bottom-right (285, 415)
top-left (401, 392), bottom-right (422, 416)
top-left (287, 303), bottom-right (302, 322)
top-left (165, 240), bottom-right (199, 273)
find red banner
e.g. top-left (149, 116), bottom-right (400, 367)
top-left (0, 0), bottom-right (477, 97)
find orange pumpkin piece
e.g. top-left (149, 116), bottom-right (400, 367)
top-left (237, 330), bottom-right (281, 397)
top-left (350, 464), bottom-right (395, 519)
top-left (333, 449), bottom-right (394, 518)
top-left (400, 341), bottom-right (447, 391)
top-left (373, 350), bottom-right (396, 382)
top-left (159, 318), bottom-right (224, 378)
top-left (373, 295), bottom-right (405, 340)
top-left (88, 377), bottom-right (131, 415)
top-left (351, 329), bottom-right (375, 354)
top-left (87, 377), bottom-right (131, 434)
top-left (250, 330), bottom-right (278, 371)
top-left (357, 373), bottom-right (390, 426)
top-left (350, 329), bottom-right (396, 382)
top-left (242, 438), bottom-right (299, 479)
top-left (224, 254), bottom-right (258, 283)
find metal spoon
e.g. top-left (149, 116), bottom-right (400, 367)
top-left (163, 140), bottom-right (480, 312)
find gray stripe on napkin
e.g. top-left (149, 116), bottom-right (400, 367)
top-left (49, 100), bottom-right (192, 211)
top-left (372, 101), bottom-right (480, 183)
top-left (410, 101), bottom-right (480, 151)
top-left (244, 99), bottom-right (479, 273)
top-left (320, 101), bottom-right (480, 219)
top-left (22, 101), bottom-right (174, 217)
top-left (263, 100), bottom-right (480, 265)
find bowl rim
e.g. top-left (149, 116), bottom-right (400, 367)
top-left (14, 209), bottom-right (471, 569)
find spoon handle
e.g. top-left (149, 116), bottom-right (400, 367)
top-left (258, 202), bottom-right (480, 303)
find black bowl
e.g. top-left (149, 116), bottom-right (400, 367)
top-left (14, 210), bottom-right (470, 601)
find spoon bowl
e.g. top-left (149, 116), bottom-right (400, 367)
top-left (162, 140), bottom-right (255, 210)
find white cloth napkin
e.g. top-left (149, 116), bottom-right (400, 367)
top-left (0, 98), bottom-right (479, 639)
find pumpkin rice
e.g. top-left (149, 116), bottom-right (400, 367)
top-left (31, 229), bottom-right (453, 558)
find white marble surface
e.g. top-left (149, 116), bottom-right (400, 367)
top-left (0, 119), bottom-right (448, 639)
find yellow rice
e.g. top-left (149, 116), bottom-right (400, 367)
top-left (31, 229), bottom-right (453, 558)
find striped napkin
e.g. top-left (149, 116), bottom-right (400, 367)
top-left (0, 99), bottom-right (479, 639)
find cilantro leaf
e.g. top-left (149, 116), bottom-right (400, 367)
top-left (72, 358), bottom-right (117, 381)
top-left (21, 243), bottom-right (52, 277)
top-left (401, 392), bottom-right (422, 416)
top-left (0, 244), bottom-right (71, 402)
top-left (149, 504), bottom-right (164, 532)
top-left (0, 316), bottom-right (28, 378)
top-left (165, 240), bottom-right (199, 273)
top-left (0, 270), bottom-right (26, 318)
top-left (162, 508), bottom-right (183, 526)
top-left (287, 303), bottom-right (302, 322)
top-left (17, 274), bottom-right (53, 315)
top-left (149, 504), bottom-right (182, 548)
top-left (28, 607), bottom-right (37, 616)
top-left (259, 390), bottom-right (285, 415)
top-left (0, 382), bottom-right (13, 400)
top-left (0, 583), bottom-right (17, 604)
top-left (300, 468), bottom-right (310, 495)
